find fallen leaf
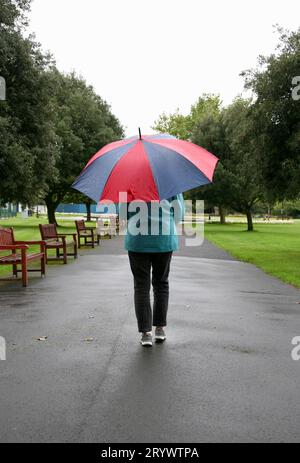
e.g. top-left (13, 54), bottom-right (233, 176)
top-left (82, 337), bottom-right (94, 342)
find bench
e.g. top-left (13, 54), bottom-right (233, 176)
top-left (39, 224), bottom-right (78, 265)
top-left (75, 220), bottom-right (100, 249)
top-left (0, 226), bottom-right (46, 287)
top-left (97, 215), bottom-right (119, 239)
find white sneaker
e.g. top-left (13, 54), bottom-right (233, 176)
top-left (155, 327), bottom-right (167, 343)
top-left (141, 332), bottom-right (153, 347)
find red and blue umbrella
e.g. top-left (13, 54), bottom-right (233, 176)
top-left (72, 132), bottom-right (218, 203)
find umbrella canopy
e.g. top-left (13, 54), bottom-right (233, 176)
top-left (72, 133), bottom-right (219, 203)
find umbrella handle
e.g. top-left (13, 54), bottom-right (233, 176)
top-left (139, 128), bottom-right (142, 140)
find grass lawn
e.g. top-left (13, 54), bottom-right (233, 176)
top-left (0, 216), bottom-right (97, 278)
top-left (204, 221), bottom-right (300, 288)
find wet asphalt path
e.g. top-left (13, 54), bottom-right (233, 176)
top-left (0, 236), bottom-right (300, 443)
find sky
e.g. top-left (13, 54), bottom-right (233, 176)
top-left (29, 0), bottom-right (300, 136)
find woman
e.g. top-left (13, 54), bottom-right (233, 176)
top-left (122, 194), bottom-right (185, 347)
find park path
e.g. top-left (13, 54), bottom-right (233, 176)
top-left (0, 236), bottom-right (300, 443)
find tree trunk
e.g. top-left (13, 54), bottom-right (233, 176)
top-left (46, 199), bottom-right (58, 226)
top-left (86, 202), bottom-right (92, 222)
top-left (219, 205), bottom-right (226, 225)
top-left (246, 209), bottom-right (254, 232)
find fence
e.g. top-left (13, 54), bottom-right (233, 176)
top-left (0, 205), bottom-right (17, 219)
top-left (56, 204), bottom-right (118, 215)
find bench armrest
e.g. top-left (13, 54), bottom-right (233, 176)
top-left (15, 240), bottom-right (46, 252)
top-left (57, 233), bottom-right (77, 245)
top-left (78, 228), bottom-right (95, 233)
top-left (43, 236), bottom-right (66, 246)
top-left (0, 244), bottom-right (28, 250)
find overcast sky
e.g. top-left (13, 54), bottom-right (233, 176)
top-left (30, 0), bottom-right (300, 136)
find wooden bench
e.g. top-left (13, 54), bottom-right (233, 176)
top-left (0, 226), bottom-right (46, 287)
top-left (75, 220), bottom-right (100, 249)
top-left (39, 224), bottom-right (78, 265)
top-left (97, 215), bottom-right (119, 239)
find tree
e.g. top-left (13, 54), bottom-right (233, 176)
top-left (192, 98), bottom-right (264, 231)
top-left (43, 71), bottom-right (124, 224)
top-left (191, 111), bottom-right (231, 224)
top-left (0, 1), bottom-right (124, 222)
top-left (243, 27), bottom-right (300, 201)
top-left (0, 0), bottom-right (31, 29)
top-left (188, 94), bottom-right (222, 133)
top-left (0, 0), bottom-right (58, 205)
top-left (221, 98), bottom-right (264, 231)
top-left (152, 109), bottom-right (190, 140)
top-left (152, 94), bottom-right (222, 141)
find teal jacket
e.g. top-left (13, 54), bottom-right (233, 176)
top-left (121, 194), bottom-right (185, 253)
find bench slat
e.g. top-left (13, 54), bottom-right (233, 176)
top-left (0, 253), bottom-right (44, 264)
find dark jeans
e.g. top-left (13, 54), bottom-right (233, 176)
top-left (128, 251), bottom-right (173, 333)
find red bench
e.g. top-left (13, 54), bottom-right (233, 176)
top-left (0, 226), bottom-right (46, 287)
top-left (75, 220), bottom-right (100, 249)
top-left (39, 224), bottom-right (78, 265)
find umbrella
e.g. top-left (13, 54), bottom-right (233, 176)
top-left (72, 131), bottom-right (218, 203)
